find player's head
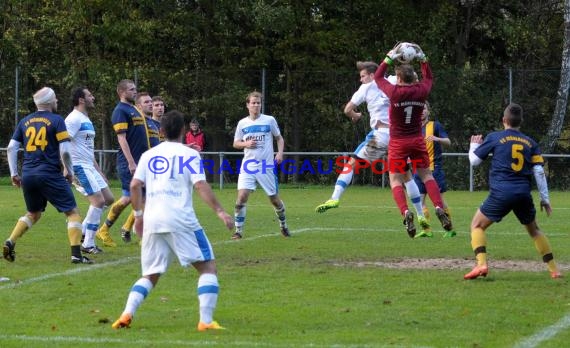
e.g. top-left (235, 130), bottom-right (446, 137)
top-left (161, 110), bottom-right (186, 141)
top-left (503, 103), bottom-right (523, 128)
top-left (71, 87), bottom-right (95, 109)
top-left (356, 61), bottom-right (377, 84)
top-left (152, 95), bottom-right (165, 118)
top-left (422, 101), bottom-right (430, 125)
top-left (246, 91), bottom-right (262, 116)
top-left (117, 79), bottom-right (136, 103)
top-left (395, 64), bottom-right (416, 84)
top-left (136, 92), bottom-right (153, 116)
top-left (33, 87), bottom-right (57, 111)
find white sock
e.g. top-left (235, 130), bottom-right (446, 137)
top-left (198, 273), bottom-right (219, 324)
top-left (234, 204), bottom-right (246, 233)
top-left (82, 205), bottom-right (103, 248)
top-left (404, 179), bottom-right (424, 218)
top-left (331, 170), bottom-right (353, 200)
top-left (274, 201), bottom-right (286, 228)
top-left (124, 277), bottom-right (153, 317)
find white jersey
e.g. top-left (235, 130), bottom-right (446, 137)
top-left (134, 141), bottom-right (206, 234)
top-left (65, 109), bottom-right (95, 166)
top-left (234, 114), bottom-right (281, 168)
top-left (351, 75), bottom-right (397, 129)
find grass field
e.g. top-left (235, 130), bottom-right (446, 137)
top-left (0, 183), bottom-right (569, 347)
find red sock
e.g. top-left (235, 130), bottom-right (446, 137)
top-left (391, 185), bottom-right (409, 216)
top-left (424, 179), bottom-right (444, 208)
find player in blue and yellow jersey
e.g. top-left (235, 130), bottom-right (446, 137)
top-left (4, 87), bottom-right (92, 264)
top-left (114, 91), bottom-right (161, 243)
top-left (151, 95), bottom-right (165, 142)
top-left (465, 103), bottom-right (561, 280)
top-left (413, 102), bottom-right (456, 238)
top-left (96, 80), bottom-right (152, 247)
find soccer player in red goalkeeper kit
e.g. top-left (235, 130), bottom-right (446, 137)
top-left (374, 43), bottom-right (454, 237)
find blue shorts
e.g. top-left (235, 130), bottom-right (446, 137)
top-left (413, 168), bottom-right (447, 194)
top-left (117, 161), bottom-right (133, 197)
top-left (22, 174), bottom-right (77, 213)
top-left (480, 191), bottom-right (536, 225)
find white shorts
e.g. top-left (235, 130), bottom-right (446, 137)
top-left (354, 128), bottom-right (389, 162)
top-left (237, 169), bottom-right (278, 196)
top-left (72, 164), bottom-right (108, 196)
top-left (141, 229), bottom-right (214, 276)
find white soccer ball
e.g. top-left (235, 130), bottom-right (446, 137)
top-left (397, 43), bottom-right (418, 64)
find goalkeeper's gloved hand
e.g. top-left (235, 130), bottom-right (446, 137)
top-left (385, 42), bottom-right (402, 65)
top-left (410, 43), bottom-right (427, 62)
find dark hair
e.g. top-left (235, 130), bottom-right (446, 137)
top-left (152, 95), bottom-right (164, 103)
top-left (504, 103), bottom-right (523, 127)
top-left (395, 64), bottom-right (416, 84)
top-left (190, 118), bottom-right (200, 126)
top-left (161, 110), bottom-right (185, 140)
top-left (356, 61), bottom-right (378, 74)
top-left (71, 87), bottom-right (88, 107)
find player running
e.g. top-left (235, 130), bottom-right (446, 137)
top-left (464, 103), bottom-right (561, 280)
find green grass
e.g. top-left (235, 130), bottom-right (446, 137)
top-left (0, 183), bottom-right (569, 347)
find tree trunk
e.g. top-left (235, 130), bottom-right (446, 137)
top-left (542, 0), bottom-right (570, 153)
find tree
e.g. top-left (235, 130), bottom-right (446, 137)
top-left (542, 0), bottom-right (570, 152)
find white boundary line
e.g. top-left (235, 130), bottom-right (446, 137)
top-left (513, 314), bottom-right (570, 348)
top-left (0, 334), bottom-right (386, 347)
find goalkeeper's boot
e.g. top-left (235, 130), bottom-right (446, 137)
top-left (315, 199), bottom-right (339, 213)
top-left (443, 230), bottom-right (457, 238)
top-left (96, 225), bottom-right (117, 247)
top-left (464, 264), bottom-right (489, 280)
top-left (435, 207), bottom-right (453, 232)
top-left (415, 216), bottom-right (433, 238)
top-left (403, 210), bottom-right (416, 238)
top-left (3, 240), bottom-right (15, 262)
top-left (112, 313), bottom-right (132, 329)
top-left (120, 228), bottom-right (132, 243)
top-left (197, 320), bottom-right (225, 331)
top-left (551, 271), bottom-right (563, 279)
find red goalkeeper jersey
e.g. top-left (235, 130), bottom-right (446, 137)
top-left (374, 61), bottom-right (433, 138)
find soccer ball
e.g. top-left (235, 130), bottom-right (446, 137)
top-left (396, 42), bottom-right (418, 64)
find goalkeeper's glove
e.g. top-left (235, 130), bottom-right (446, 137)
top-left (385, 42), bottom-right (402, 65)
top-left (410, 43), bottom-right (427, 62)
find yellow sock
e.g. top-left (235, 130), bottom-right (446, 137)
top-left (471, 227), bottom-right (487, 266)
top-left (9, 214), bottom-right (35, 242)
top-left (422, 207), bottom-right (430, 221)
top-left (105, 200), bottom-right (128, 227)
top-left (121, 210), bottom-right (135, 231)
top-left (533, 234), bottom-right (559, 273)
top-left (67, 214), bottom-right (83, 246)
top-left (444, 207), bottom-right (452, 220)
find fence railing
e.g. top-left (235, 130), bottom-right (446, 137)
top-left (2, 148), bottom-right (570, 190)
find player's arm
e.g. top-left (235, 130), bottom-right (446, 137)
top-left (194, 180), bottom-right (233, 230)
top-left (532, 164), bottom-right (551, 216)
top-left (59, 141), bottom-right (74, 184)
top-left (343, 101), bottom-right (361, 123)
top-left (7, 139), bottom-right (22, 187)
top-left (117, 133), bottom-right (137, 173)
top-left (130, 177), bottom-right (145, 238)
top-left (419, 61), bottom-right (433, 93)
top-left (468, 134), bottom-right (484, 166)
top-left (274, 134), bottom-right (285, 164)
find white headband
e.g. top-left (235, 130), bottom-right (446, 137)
top-left (33, 87), bottom-right (56, 105)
